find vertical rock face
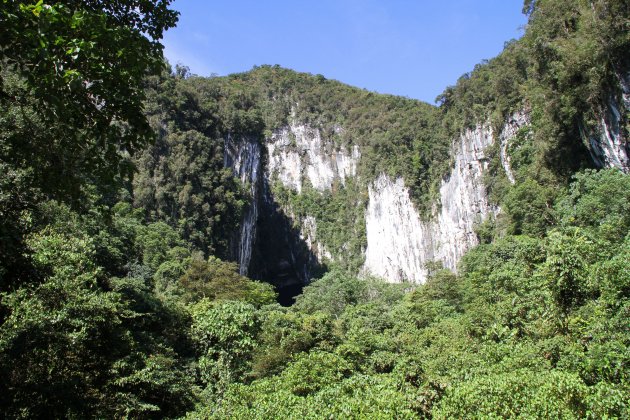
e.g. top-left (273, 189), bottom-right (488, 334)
top-left (363, 123), bottom-right (498, 283)
top-left (299, 215), bottom-right (333, 262)
top-left (227, 117), bottom-right (532, 285)
top-left (584, 72), bottom-right (630, 174)
top-left (586, 104), bottom-right (630, 173)
top-left (263, 122), bottom-right (360, 269)
top-left (362, 92), bottom-right (630, 284)
top-left (434, 123), bottom-right (498, 272)
top-left (224, 128), bottom-right (328, 292)
top-left (215, 73), bottom-right (630, 292)
top-left (224, 135), bottom-right (261, 275)
top-left (363, 175), bottom-right (433, 282)
top-left (229, 101), bottom-right (625, 286)
top-left (267, 123), bottom-right (360, 193)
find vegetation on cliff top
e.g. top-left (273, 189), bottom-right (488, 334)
top-left (0, 0), bottom-right (628, 417)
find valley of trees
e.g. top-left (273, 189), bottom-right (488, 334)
top-left (1, 0), bottom-right (629, 418)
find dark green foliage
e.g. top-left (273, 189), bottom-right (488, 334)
top-left (293, 270), bottom-right (407, 317)
top-left (0, 0), bottom-right (178, 158)
top-left (556, 169), bottom-right (630, 241)
top-left (0, 0), bottom-right (177, 292)
top-left (503, 178), bottom-right (558, 236)
top-left (2, 0), bottom-right (629, 418)
top-left (280, 351), bottom-right (353, 396)
top-left (0, 0), bottom-right (178, 203)
top-left (435, 369), bottom-right (589, 418)
top-left (135, 70), bottom-right (248, 258)
top-left (0, 197), bottom-right (282, 417)
top-left (191, 299), bottom-right (261, 396)
top-left (272, 180), bottom-right (367, 272)
top-left (250, 309), bottom-right (338, 379)
top-left (208, 169), bottom-right (629, 418)
top-left (0, 222), bottom-right (195, 418)
top-left (136, 221), bottom-right (185, 272)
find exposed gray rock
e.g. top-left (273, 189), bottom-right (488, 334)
top-left (434, 123), bottom-right (499, 273)
top-left (267, 123), bottom-right (360, 193)
top-left (363, 123), bottom-right (498, 283)
top-left (363, 175), bottom-right (432, 282)
top-left (224, 135), bottom-right (261, 275)
top-left (582, 72), bottom-right (630, 173)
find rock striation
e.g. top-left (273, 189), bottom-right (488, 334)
top-left (226, 95), bottom-right (630, 286)
top-left (224, 135), bottom-right (262, 276)
top-left (363, 123), bottom-right (499, 283)
top-left (267, 123), bottom-right (360, 193)
top-left (579, 71), bottom-right (630, 174)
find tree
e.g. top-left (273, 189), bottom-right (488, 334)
top-left (0, 226), bottom-right (195, 417)
top-left (556, 169), bottom-right (630, 242)
top-left (179, 257), bottom-right (276, 306)
top-left (190, 300), bottom-right (260, 396)
top-left (0, 0), bottom-right (178, 290)
top-left (435, 369), bottom-right (588, 418)
top-left (0, 1), bottom-right (179, 202)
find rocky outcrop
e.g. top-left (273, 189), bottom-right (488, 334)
top-left (362, 93), bottom-right (628, 284)
top-left (299, 215), bottom-right (333, 262)
top-left (227, 116), bottom-right (533, 285)
top-left (434, 123), bottom-right (499, 272)
top-left (583, 72), bottom-right (630, 173)
top-left (363, 123), bottom-right (498, 283)
top-left (363, 176), bottom-right (433, 282)
top-left (267, 123), bottom-right (360, 193)
top-left (583, 104), bottom-right (630, 173)
top-left (224, 135), bottom-right (262, 276)
top-left (224, 130), bottom-right (326, 291)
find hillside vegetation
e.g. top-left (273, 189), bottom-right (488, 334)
top-left (0, 0), bottom-right (629, 418)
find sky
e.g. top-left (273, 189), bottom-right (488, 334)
top-left (162, 1), bottom-right (527, 104)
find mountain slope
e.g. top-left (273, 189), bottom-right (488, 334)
top-left (137, 0), bottom-right (630, 289)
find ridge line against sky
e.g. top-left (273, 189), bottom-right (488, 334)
top-left (163, 0), bottom-right (527, 104)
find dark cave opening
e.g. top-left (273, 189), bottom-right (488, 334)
top-left (276, 283), bottom-right (305, 307)
top-left (245, 180), bottom-right (327, 307)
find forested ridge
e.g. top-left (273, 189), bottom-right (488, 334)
top-left (1, 0), bottom-right (629, 418)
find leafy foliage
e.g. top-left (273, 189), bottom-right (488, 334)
top-left (134, 70), bottom-right (248, 258)
top-left (0, 0), bottom-right (178, 291)
top-left (180, 257), bottom-right (276, 306)
top-left (1, 0), bottom-right (629, 418)
top-left (1, 0), bottom-right (177, 143)
top-left (195, 169), bottom-right (629, 418)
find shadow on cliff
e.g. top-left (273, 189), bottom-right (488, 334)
top-left (248, 184), bottom-right (328, 306)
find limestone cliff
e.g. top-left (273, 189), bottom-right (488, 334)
top-left (224, 135), bottom-right (261, 276)
top-left (267, 123), bottom-right (360, 193)
top-left (581, 72), bottom-right (630, 174)
top-left (225, 86), bottom-right (629, 286)
top-left (363, 122), bottom-right (499, 283)
top-left (226, 118), bottom-right (508, 284)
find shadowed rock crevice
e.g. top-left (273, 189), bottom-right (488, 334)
top-left (225, 136), bottom-right (326, 305)
top-left (247, 178), bottom-right (327, 306)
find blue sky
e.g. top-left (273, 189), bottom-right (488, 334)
top-left (162, 1), bottom-right (527, 104)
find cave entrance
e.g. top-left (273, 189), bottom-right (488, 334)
top-left (276, 283), bottom-right (304, 307)
top-left (245, 179), bottom-right (327, 307)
